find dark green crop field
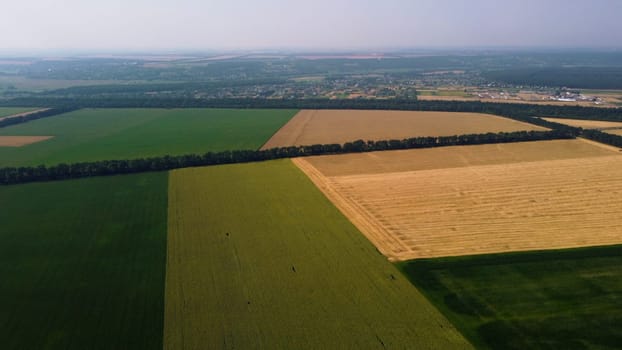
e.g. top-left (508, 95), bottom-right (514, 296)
top-left (0, 173), bottom-right (168, 349)
top-left (0, 108), bottom-right (297, 167)
top-left (399, 246), bottom-right (622, 349)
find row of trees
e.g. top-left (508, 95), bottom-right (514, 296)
top-left (0, 98), bottom-right (618, 185)
top-left (483, 67), bottom-right (622, 90)
top-left (518, 116), bottom-right (622, 149)
top-left (0, 130), bottom-right (570, 185)
top-left (581, 129), bottom-right (622, 148)
top-left (0, 108), bottom-right (75, 128)
top-left (2, 98), bottom-right (622, 121)
top-left (525, 116), bottom-right (622, 148)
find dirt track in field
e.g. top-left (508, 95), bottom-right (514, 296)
top-left (294, 140), bottom-right (622, 260)
top-left (542, 117), bottom-right (622, 129)
top-left (261, 110), bottom-right (546, 149)
top-left (0, 136), bottom-right (53, 147)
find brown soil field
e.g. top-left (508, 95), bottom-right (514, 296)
top-left (0, 136), bottom-right (53, 147)
top-left (294, 140), bottom-right (622, 260)
top-left (542, 117), bottom-right (622, 129)
top-left (303, 139), bottom-right (617, 177)
top-left (0, 108), bottom-right (50, 122)
top-left (261, 110), bottom-right (546, 149)
top-left (607, 129), bottom-right (622, 136)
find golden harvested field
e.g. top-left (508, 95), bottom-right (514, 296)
top-left (261, 109), bottom-right (546, 149)
top-left (542, 117), bottom-right (622, 129)
top-left (606, 129), bottom-right (622, 136)
top-left (295, 140), bottom-right (622, 260)
top-left (0, 136), bottom-right (53, 147)
top-left (303, 139), bottom-right (617, 177)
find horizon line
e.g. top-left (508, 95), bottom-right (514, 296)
top-left (1, 45), bottom-right (621, 57)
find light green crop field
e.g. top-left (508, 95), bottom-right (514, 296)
top-left (0, 108), bottom-right (297, 167)
top-left (0, 107), bottom-right (39, 118)
top-left (0, 172), bottom-right (168, 349)
top-left (165, 160), bottom-right (471, 349)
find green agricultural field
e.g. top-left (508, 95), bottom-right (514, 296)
top-left (0, 107), bottom-right (39, 118)
top-left (165, 160), bottom-right (471, 349)
top-left (0, 108), bottom-right (297, 167)
top-left (0, 173), bottom-right (168, 349)
top-left (399, 246), bottom-right (622, 349)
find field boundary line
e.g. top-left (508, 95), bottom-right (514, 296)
top-left (291, 110), bottom-right (316, 146)
top-left (260, 110), bottom-right (313, 150)
top-left (577, 137), bottom-right (622, 153)
top-left (293, 157), bottom-right (409, 261)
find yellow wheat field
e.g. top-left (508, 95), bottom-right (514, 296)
top-left (303, 139), bottom-right (617, 177)
top-left (261, 109), bottom-right (546, 149)
top-left (295, 140), bottom-right (622, 260)
top-left (542, 117), bottom-right (622, 129)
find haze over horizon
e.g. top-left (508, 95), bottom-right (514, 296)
top-left (1, 0), bottom-right (622, 51)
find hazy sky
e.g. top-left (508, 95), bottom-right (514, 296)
top-left (2, 0), bottom-right (621, 50)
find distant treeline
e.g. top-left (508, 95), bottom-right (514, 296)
top-left (38, 79), bottom-right (289, 96)
top-left (0, 130), bottom-right (571, 185)
top-left (484, 67), bottom-right (622, 89)
top-left (2, 98), bottom-right (622, 121)
top-left (0, 108), bottom-right (75, 128)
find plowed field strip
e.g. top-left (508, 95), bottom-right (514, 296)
top-left (0, 136), bottom-right (53, 147)
top-left (0, 108), bottom-right (47, 121)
